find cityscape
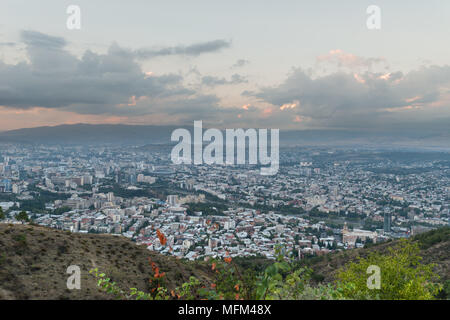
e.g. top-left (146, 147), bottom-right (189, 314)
top-left (0, 0), bottom-right (449, 305)
top-left (1, 144), bottom-right (448, 261)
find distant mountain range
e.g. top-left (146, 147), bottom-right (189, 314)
top-left (0, 124), bottom-right (176, 145)
top-left (0, 123), bottom-right (449, 150)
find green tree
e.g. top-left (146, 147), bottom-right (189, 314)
top-left (0, 207), bottom-right (5, 220)
top-left (336, 240), bottom-right (441, 300)
top-left (16, 211), bottom-right (30, 222)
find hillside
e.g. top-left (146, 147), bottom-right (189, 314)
top-left (301, 227), bottom-right (450, 285)
top-left (0, 224), bottom-right (448, 300)
top-left (0, 223), bottom-right (214, 300)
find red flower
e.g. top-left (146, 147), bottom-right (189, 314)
top-left (156, 229), bottom-right (167, 246)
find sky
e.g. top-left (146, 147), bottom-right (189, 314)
top-left (0, 0), bottom-right (449, 132)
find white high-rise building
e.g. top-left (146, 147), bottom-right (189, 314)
top-left (12, 184), bottom-right (19, 194)
top-left (167, 195), bottom-right (178, 207)
top-left (107, 192), bottom-right (115, 202)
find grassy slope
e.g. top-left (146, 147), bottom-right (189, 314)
top-left (0, 223), bottom-right (214, 300)
top-left (0, 223), bottom-right (448, 299)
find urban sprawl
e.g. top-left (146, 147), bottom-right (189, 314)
top-left (1, 144), bottom-right (449, 261)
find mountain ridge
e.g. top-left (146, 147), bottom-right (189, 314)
top-left (0, 123), bottom-right (449, 149)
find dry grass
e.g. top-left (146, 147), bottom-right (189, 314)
top-left (0, 223), bottom-right (213, 300)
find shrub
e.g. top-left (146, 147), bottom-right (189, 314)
top-left (336, 240), bottom-right (441, 300)
top-left (16, 211), bottom-right (30, 222)
top-left (90, 233), bottom-right (441, 300)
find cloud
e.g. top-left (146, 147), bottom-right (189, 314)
top-left (1, 35), bottom-right (449, 133)
top-left (201, 73), bottom-right (248, 87)
top-left (21, 30), bottom-right (67, 49)
top-left (231, 59), bottom-right (249, 69)
top-left (134, 39), bottom-right (231, 59)
top-left (316, 49), bottom-right (387, 71)
top-left (0, 42), bottom-right (16, 47)
top-left (250, 65), bottom-right (450, 130)
top-left (280, 100), bottom-right (300, 110)
top-left (0, 31), bottom-right (234, 123)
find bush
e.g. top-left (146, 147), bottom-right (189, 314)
top-left (16, 211), bottom-right (29, 222)
top-left (336, 240), bottom-right (441, 300)
top-left (90, 234), bottom-right (442, 300)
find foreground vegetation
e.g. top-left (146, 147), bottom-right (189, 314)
top-left (91, 229), bottom-right (447, 300)
top-left (0, 223), bottom-right (447, 300)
